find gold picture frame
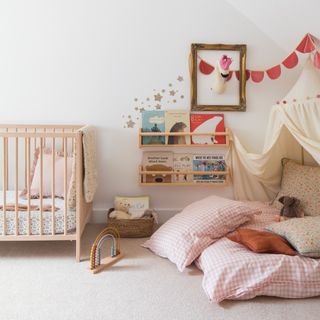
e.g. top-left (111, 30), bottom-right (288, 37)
top-left (190, 43), bottom-right (247, 111)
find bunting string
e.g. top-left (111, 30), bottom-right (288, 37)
top-left (198, 33), bottom-right (320, 83)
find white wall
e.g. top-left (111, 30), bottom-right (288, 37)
top-left (0, 0), bottom-right (318, 216)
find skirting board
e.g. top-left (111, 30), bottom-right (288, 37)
top-left (90, 208), bottom-right (181, 224)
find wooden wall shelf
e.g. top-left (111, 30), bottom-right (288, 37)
top-left (139, 182), bottom-right (228, 187)
top-left (139, 128), bottom-right (230, 148)
top-left (139, 166), bottom-right (229, 187)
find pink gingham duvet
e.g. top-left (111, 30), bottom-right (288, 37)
top-left (142, 196), bottom-right (260, 271)
top-left (196, 202), bottom-right (320, 302)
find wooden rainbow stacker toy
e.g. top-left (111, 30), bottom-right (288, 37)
top-left (89, 227), bottom-right (124, 274)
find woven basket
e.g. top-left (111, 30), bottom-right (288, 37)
top-left (107, 208), bottom-right (155, 238)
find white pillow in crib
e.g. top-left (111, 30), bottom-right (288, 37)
top-left (30, 152), bottom-right (73, 198)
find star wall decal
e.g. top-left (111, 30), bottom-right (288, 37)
top-left (124, 74), bottom-right (186, 129)
top-left (154, 93), bottom-right (163, 101)
top-left (126, 119), bottom-right (135, 128)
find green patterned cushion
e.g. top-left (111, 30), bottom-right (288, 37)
top-left (273, 159), bottom-right (320, 216)
top-left (266, 217), bottom-right (320, 258)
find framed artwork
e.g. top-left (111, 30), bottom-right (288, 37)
top-left (190, 43), bottom-right (247, 111)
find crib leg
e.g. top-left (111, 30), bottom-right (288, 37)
top-left (76, 238), bottom-right (81, 262)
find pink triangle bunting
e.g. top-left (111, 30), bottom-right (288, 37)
top-left (296, 34), bottom-right (316, 53)
top-left (314, 51), bottom-right (320, 69)
top-left (266, 65), bottom-right (281, 80)
top-left (282, 51), bottom-right (299, 69)
top-left (251, 71), bottom-right (264, 83)
top-left (199, 60), bottom-right (214, 75)
top-left (246, 70), bottom-right (250, 81)
top-left (234, 70), bottom-right (250, 81)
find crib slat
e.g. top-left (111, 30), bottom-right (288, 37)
top-left (27, 137), bottom-right (31, 236)
top-left (64, 137), bottom-right (68, 235)
top-left (15, 135), bottom-right (19, 236)
top-left (34, 128), bottom-right (37, 153)
top-left (62, 129), bottom-right (64, 152)
top-left (72, 129), bottom-right (74, 153)
top-left (5, 129), bottom-right (8, 190)
top-left (51, 136), bottom-right (55, 235)
top-left (24, 128), bottom-right (27, 191)
top-left (43, 128), bottom-right (46, 148)
top-left (39, 138), bottom-right (43, 236)
top-left (2, 137), bottom-right (7, 236)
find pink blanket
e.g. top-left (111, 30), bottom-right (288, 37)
top-left (196, 203), bottom-right (320, 302)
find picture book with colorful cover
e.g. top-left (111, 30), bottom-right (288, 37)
top-left (141, 110), bottom-right (165, 145)
top-left (173, 153), bottom-right (193, 182)
top-left (192, 154), bottom-right (226, 183)
top-left (142, 152), bottom-right (173, 183)
top-left (165, 110), bottom-right (190, 145)
top-left (190, 113), bottom-right (226, 144)
top-left (114, 196), bottom-right (150, 219)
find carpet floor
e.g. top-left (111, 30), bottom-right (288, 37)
top-left (0, 224), bottom-right (319, 320)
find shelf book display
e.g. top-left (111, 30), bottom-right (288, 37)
top-left (190, 113), bottom-right (226, 145)
top-left (140, 110), bottom-right (229, 148)
top-left (165, 110), bottom-right (191, 145)
top-left (192, 154), bottom-right (226, 183)
top-left (140, 152), bottom-right (228, 186)
top-left (139, 109), bottom-right (230, 187)
top-left (173, 153), bottom-right (193, 182)
top-left (142, 152), bottom-right (173, 183)
top-left (141, 110), bottom-right (166, 145)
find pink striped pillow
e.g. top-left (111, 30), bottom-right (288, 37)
top-left (142, 195), bottom-right (261, 271)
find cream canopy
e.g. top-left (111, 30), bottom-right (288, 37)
top-left (226, 58), bottom-right (320, 201)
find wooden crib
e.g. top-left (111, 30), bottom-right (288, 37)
top-left (0, 124), bottom-right (93, 262)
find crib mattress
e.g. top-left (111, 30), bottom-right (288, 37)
top-left (0, 191), bottom-right (76, 235)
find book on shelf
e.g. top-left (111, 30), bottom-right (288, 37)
top-left (190, 113), bottom-right (226, 145)
top-left (173, 153), bottom-right (193, 182)
top-left (165, 110), bottom-right (191, 145)
top-left (114, 196), bottom-right (150, 219)
top-left (192, 154), bottom-right (226, 183)
top-left (142, 152), bottom-right (174, 183)
top-left (141, 110), bottom-right (165, 145)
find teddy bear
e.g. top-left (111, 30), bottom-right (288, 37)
top-left (278, 196), bottom-right (304, 220)
top-left (109, 200), bottom-right (131, 220)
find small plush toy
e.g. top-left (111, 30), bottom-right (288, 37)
top-left (278, 196), bottom-right (304, 220)
top-left (143, 209), bottom-right (159, 224)
top-left (109, 201), bottom-right (131, 220)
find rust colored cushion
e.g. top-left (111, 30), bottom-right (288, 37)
top-left (227, 228), bottom-right (296, 256)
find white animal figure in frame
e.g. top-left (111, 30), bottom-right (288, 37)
top-left (212, 55), bottom-right (233, 94)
